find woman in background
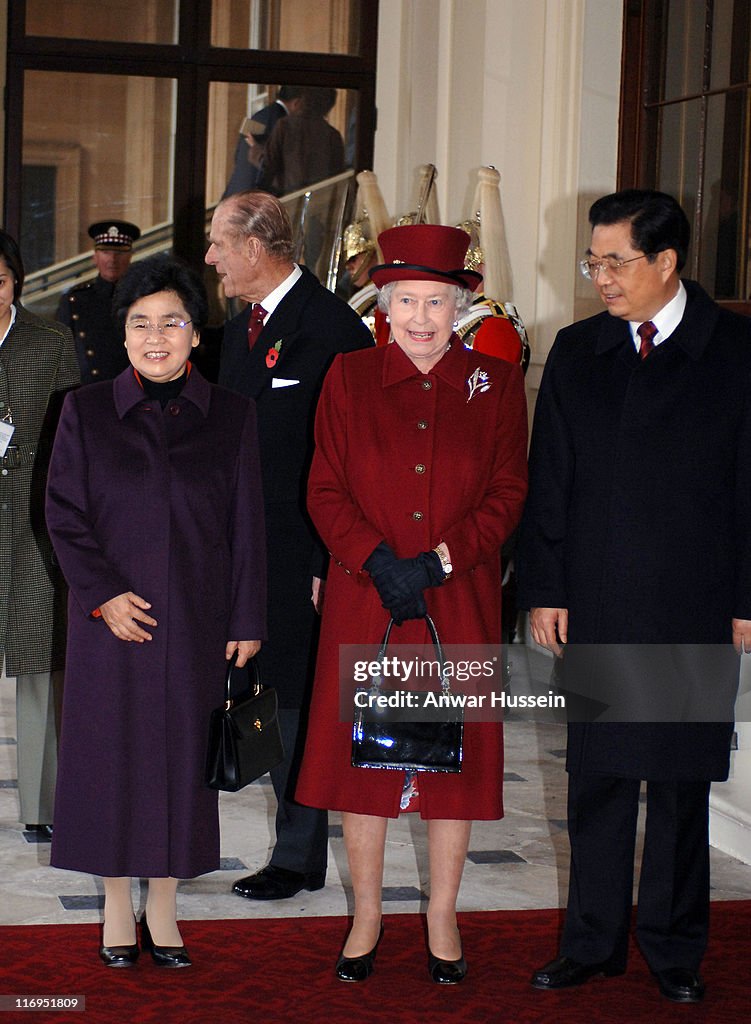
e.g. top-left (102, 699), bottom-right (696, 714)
top-left (0, 229), bottom-right (79, 836)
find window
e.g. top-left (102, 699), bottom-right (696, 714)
top-left (6, 1), bottom-right (378, 316)
top-left (618, 0), bottom-right (750, 311)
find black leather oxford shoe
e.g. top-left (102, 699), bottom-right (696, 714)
top-left (232, 865), bottom-right (325, 901)
top-left (531, 955), bottom-right (624, 989)
top-left (654, 968), bottom-right (705, 1003)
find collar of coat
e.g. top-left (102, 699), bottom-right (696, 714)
top-left (595, 279), bottom-right (720, 362)
top-left (381, 334), bottom-right (471, 392)
top-left (113, 363), bottom-right (211, 419)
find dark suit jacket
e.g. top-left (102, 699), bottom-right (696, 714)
top-left (517, 280), bottom-right (751, 779)
top-left (222, 101), bottom-right (288, 198)
top-left (55, 276), bottom-right (129, 384)
top-left (219, 266), bottom-right (373, 704)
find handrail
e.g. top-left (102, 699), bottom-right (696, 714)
top-left (24, 169), bottom-right (355, 316)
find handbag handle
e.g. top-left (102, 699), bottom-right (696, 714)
top-left (224, 651), bottom-right (262, 709)
top-left (371, 615), bottom-right (450, 695)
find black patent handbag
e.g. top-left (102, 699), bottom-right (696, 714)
top-left (205, 652), bottom-right (285, 792)
top-left (351, 615), bottom-right (464, 773)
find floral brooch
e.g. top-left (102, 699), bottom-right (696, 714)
top-left (466, 367), bottom-right (492, 403)
top-left (266, 340), bottom-right (283, 368)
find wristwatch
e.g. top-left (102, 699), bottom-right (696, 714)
top-left (433, 545), bottom-right (453, 580)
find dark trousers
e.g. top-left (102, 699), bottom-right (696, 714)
top-left (561, 771), bottom-right (711, 973)
top-left (268, 708), bottom-right (328, 876)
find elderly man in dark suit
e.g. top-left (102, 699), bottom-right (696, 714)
top-left (206, 190), bottom-right (373, 900)
top-left (518, 189), bottom-right (751, 1004)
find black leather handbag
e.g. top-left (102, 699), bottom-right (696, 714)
top-left (351, 616), bottom-right (464, 773)
top-left (205, 653), bottom-right (284, 792)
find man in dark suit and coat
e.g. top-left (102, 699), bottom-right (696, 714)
top-left (206, 190), bottom-right (373, 899)
top-left (518, 189), bottom-right (751, 1004)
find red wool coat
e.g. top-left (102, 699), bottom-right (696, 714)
top-left (296, 341), bottom-right (528, 819)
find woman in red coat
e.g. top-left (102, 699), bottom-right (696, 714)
top-left (46, 256), bottom-right (266, 969)
top-left (296, 225), bottom-right (528, 984)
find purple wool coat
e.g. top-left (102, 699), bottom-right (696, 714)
top-left (46, 367), bottom-right (266, 878)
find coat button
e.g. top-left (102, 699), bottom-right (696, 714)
top-left (91, 368), bottom-right (99, 377)
top-left (79, 331), bottom-right (86, 338)
top-left (412, 511), bottom-right (423, 521)
top-left (417, 420), bottom-right (428, 430)
top-left (72, 313), bottom-right (79, 321)
top-left (1, 469), bottom-right (7, 476)
top-left (421, 380), bottom-right (432, 390)
top-left (169, 404), bottom-right (181, 415)
top-left (86, 349), bottom-right (95, 357)
top-left (415, 464), bottom-right (426, 474)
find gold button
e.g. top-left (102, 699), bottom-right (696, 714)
top-left (79, 331), bottom-right (86, 338)
top-left (91, 368), bottom-right (99, 377)
top-left (415, 464), bottom-right (425, 474)
top-left (72, 313), bottom-right (79, 320)
top-left (86, 349), bottom-right (95, 357)
top-left (412, 511), bottom-right (423, 521)
top-left (417, 420), bottom-right (428, 430)
top-left (421, 380), bottom-right (432, 390)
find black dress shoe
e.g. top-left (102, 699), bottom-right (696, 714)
top-left (335, 924), bottom-right (384, 982)
top-left (99, 943), bottom-right (139, 968)
top-left (654, 968), bottom-right (705, 1003)
top-left (232, 865), bottom-right (325, 901)
top-left (25, 824), bottom-right (53, 839)
top-left (531, 955), bottom-right (624, 989)
top-left (428, 949), bottom-right (467, 984)
top-left (140, 915), bottom-right (192, 968)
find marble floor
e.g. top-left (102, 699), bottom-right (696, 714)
top-left (2, 647), bottom-right (750, 929)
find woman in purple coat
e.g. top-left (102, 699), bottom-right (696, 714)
top-left (46, 255), bottom-right (266, 968)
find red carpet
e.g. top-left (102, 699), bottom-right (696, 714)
top-left (1, 903), bottom-right (748, 1024)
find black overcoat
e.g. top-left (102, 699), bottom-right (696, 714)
top-left (46, 368), bottom-right (266, 878)
top-left (219, 266), bottom-right (373, 707)
top-left (517, 281), bottom-right (751, 779)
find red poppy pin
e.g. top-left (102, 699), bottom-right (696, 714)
top-left (266, 340), bottom-right (283, 368)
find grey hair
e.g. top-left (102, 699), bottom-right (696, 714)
top-left (376, 281), bottom-right (475, 317)
top-left (218, 192), bottom-right (295, 263)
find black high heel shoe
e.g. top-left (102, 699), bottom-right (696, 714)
top-left (99, 942), bottom-right (139, 968)
top-left (99, 918), bottom-right (139, 967)
top-left (335, 924), bottom-right (384, 982)
top-left (427, 928), bottom-right (467, 984)
top-left (140, 914), bottom-right (192, 968)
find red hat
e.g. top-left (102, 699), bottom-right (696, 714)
top-left (369, 224), bottom-right (482, 291)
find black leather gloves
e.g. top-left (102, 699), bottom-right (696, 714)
top-left (363, 542), bottom-right (445, 624)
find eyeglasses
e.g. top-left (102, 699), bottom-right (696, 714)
top-left (579, 254), bottom-right (653, 280)
top-left (126, 317), bottom-right (193, 335)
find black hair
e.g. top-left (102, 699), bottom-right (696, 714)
top-left (277, 85), bottom-right (304, 102)
top-left (0, 230), bottom-right (25, 302)
top-left (113, 254), bottom-right (208, 334)
top-left (588, 189), bottom-right (691, 272)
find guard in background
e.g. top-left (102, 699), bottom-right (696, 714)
top-left (56, 221), bottom-right (140, 384)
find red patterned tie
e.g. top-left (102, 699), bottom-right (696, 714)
top-left (637, 320), bottom-right (657, 361)
top-left (247, 304), bottom-right (267, 351)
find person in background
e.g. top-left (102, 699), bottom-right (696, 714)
top-left (206, 190), bottom-right (372, 902)
top-left (0, 229), bottom-right (79, 838)
top-left (222, 86), bottom-right (305, 200)
top-left (518, 189), bottom-right (751, 1005)
top-left (296, 224), bottom-right (528, 984)
top-left (56, 220), bottom-right (141, 384)
top-left (258, 86), bottom-right (345, 196)
top-left (46, 254), bottom-right (266, 968)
